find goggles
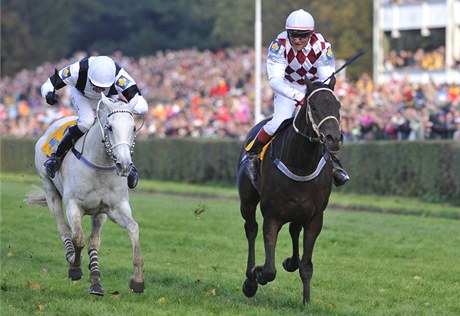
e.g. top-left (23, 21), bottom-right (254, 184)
top-left (288, 31), bottom-right (312, 39)
top-left (90, 80), bottom-right (107, 91)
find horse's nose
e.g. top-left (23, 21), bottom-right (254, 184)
top-left (115, 162), bottom-right (133, 177)
top-left (325, 133), bottom-right (342, 153)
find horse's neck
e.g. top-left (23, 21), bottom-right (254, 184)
top-left (74, 123), bottom-right (111, 165)
top-left (278, 127), bottom-right (322, 169)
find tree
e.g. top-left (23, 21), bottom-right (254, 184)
top-left (1, 0), bottom-right (373, 77)
top-left (308, 0), bottom-right (373, 79)
top-left (1, 0), bottom-right (72, 76)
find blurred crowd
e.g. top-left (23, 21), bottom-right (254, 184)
top-left (384, 46), bottom-right (450, 71)
top-left (1, 48), bottom-right (460, 142)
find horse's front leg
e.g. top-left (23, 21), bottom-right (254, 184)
top-left (300, 212), bottom-right (324, 304)
top-left (283, 222), bottom-right (302, 272)
top-left (108, 201), bottom-right (144, 293)
top-left (66, 200), bottom-right (85, 281)
top-left (253, 217), bottom-right (281, 286)
top-left (87, 213), bottom-right (107, 296)
top-left (240, 201), bottom-right (258, 297)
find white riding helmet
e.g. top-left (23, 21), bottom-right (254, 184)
top-left (88, 56), bottom-right (116, 88)
top-left (285, 9), bottom-right (315, 31)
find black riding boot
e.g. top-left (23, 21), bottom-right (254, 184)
top-left (332, 156), bottom-right (350, 187)
top-left (245, 138), bottom-right (266, 182)
top-left (44, 125), bottom-right (84, 178)
top-left (127, 165), bottom-right (138, 189)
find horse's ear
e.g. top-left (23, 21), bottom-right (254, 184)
top-left (304, 78), bottom-right (315, 93)
top-left (328, 75), bottom-right (336, 91)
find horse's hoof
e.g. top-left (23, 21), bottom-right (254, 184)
top-left (129, 279), bottom-right (145, 293)
top-left (283, 257), bottom-right (299, 272)
top-left (68, 267), bottom-right (83, 280)
top-left (252, 266), bottom-right (267, 285)
top-left (89, 283), bottom-right (104, 296)
top-left (242, 279), bottom-right (258, 297)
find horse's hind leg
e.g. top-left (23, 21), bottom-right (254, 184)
top-left (42, 180), bottom-right (82, 279)
top-left (66, 200), bottom-right (86, 281)
top-left (240, 199), bottom-right (259, 297)
top-left (283, 222), bottom-right (302, 272)
top-left (87, 213), bottom-right (107, 296)
top-left (299, 212), bottom-right (324, 304)
top-left (238, 169), bottom-right (261, 297)
top-left (107, 201), bottom-right (144, 293)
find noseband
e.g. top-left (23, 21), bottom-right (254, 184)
top-left (293, 87), bottom-right (340, 143)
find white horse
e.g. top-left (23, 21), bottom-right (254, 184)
top-left (25, 94), bottom-right (144, 295)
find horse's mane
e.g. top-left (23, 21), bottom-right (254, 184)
top-left (313, 81), bottom-right (329, 88)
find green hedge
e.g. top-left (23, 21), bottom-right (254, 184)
top-left (134, 138), bottom-right (242, 183)
top-left (0, 137), bottom-right (37, 174)
top-left (338, 141), bottom-right (460, 205)
top-left (2, 137), bottom-right (459, 205)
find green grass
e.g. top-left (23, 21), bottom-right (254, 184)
top-left (1, 174), bottom-right (460, 315)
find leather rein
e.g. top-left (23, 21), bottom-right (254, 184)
top-left (292, 87), bottom-right (341, 145)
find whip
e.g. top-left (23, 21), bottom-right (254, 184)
top-left (323, 50), bottom-right (365, 83)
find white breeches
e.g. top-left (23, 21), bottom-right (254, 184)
top-left (71, 87), bottom-right (99, 133)
top-left (263, 93), bottom-right (297, 135)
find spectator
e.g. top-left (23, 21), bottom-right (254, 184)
top-left (453, 118), bottom-right (460, 140)
top-left (1, 48), bottom-right (459, 143)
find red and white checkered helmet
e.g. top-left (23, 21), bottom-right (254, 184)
top-left (285, 9), bottom-right (315, 32)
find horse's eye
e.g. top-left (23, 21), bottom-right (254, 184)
top-left (107, 125), bottom-right (113, 132)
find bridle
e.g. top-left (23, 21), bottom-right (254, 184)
top-left (292, 87), bottom-right (341, 144)
top-left (273, 86), bottom-right (342, 181)
top-left (96, 102), bottom-right (141, 164)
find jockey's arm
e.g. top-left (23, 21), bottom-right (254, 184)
top-left (267, 53), bottom-right (305, 103)
top-left (132, 95), bottom-right (148, 115)
top-left (40, 62), bottom-right (79, 99)
top-left (115, 69), bottom-right (148, 115)
top-left (314, 43), bottom-right (336, 84)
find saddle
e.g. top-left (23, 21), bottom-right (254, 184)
top-left (245, 117), bottom-right (294, 161)
top-left (41, 120), bottom-right (77, 157)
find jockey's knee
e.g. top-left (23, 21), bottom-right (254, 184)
top-left (76, 119), bottom-right (91, 133)
top-left (264, 118), bottom-right (284, 135)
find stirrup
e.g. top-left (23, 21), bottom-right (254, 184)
top-left (44, 155), bottom-right (61, 178)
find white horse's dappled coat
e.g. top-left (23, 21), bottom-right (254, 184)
top-left (26, 94), bottom-right (144, 295)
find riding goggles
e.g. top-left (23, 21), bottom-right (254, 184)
top-left (89, 80), bottom-right (106, 91)
top-left (287, 30), bottom-right (312, 39)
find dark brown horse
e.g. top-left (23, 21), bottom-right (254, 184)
top-left (236, 77), bottom-right (342, 304)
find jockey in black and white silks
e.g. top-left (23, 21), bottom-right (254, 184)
top-left (40, 56), bottom-right (148, 188)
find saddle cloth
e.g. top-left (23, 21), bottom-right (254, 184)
top-left (41, 120), bottom-right (77, 157)
top-left (245, 137), bottom-right (275, 161)
top-left (245, 117), bottom-right (293, 161)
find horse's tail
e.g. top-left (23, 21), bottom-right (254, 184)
top-left (24, 185), bottom-right (47, 207)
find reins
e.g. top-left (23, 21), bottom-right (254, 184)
top-left (292, 87), bottom-right (340, 144)
top-left (96, 99), bottom-right (140, 163)
top-left (71, 99), bottom-right (142, 170)
top-left (273, 86), bottom-right (341, 182)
